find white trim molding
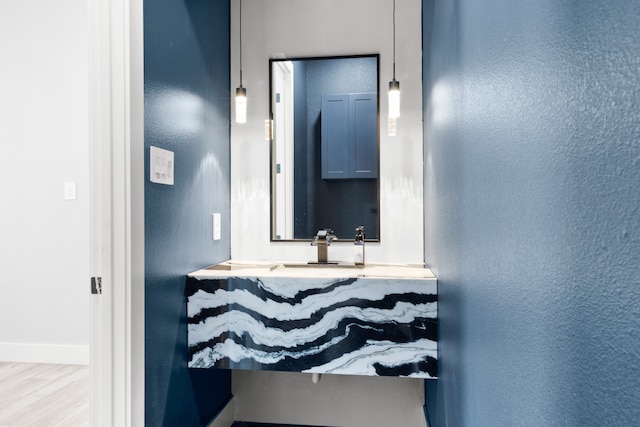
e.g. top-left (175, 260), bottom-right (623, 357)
top-left (0, 343), bottom-right (90, 365)
top-left (88, 0), bottom-right (144, 426)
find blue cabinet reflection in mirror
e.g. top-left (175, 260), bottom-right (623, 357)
top-left (322, 93), bottom-right (377, 179)
top-left (270, 55), bottom-right (379, 241)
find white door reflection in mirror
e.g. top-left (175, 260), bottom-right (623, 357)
top-left (273, 60), bottom-right (294, 239)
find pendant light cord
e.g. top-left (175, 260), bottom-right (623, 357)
top-left (239, 0), bottom-right (243, 87)
top-left (392, 0), bottom-right (396, 80)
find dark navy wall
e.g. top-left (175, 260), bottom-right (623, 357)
top-left (294, 57), bottom-right (378, 239)
top-left (293, 61), bottom-right (309, 237)
top-left (423, 0), bottom-right (640, 426)
top-left (144, 0), bottom-right (231, 426)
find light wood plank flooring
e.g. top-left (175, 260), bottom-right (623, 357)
top-left (0, 362), bottom-right (88, 427)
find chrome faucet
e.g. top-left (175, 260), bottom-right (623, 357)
top-left (310, 229), bottom-right (337, 264)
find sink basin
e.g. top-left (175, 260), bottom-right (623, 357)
top-left (204, 261), bottom-right (278, 271)
top-left (191, 260), bottom-right (435, 280)
top-left (278, 262), bottom-right (364, 269)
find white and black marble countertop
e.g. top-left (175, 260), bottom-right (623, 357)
top-left (186, 261), bottom-right (438, 378)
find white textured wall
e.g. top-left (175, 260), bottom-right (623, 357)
top-left (0, 0), bottom-right (89, 363)
top-left (229, 2), bottom-right (426, 425)
top-left (231, 0), bottom-right (424, 264)
top-left (233, 371), bottom-right (427, 427)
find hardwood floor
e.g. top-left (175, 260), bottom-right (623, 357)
top-left (0, 362), bottom-right (88, 427)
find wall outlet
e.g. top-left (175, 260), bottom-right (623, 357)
top-left (213, 213), bottom-right (221, 241)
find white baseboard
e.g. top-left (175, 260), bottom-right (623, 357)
top-left (0, 342), bottom-right (90, 365)
top-left (207, 397), bottom-right (235, 427)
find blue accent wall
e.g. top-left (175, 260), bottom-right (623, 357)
top-left (293, 60), bottom-right (309, 237)
top-left (423, 0), bottom-right (640, 425)
top-left (144, 0), bottom-right (231, 426)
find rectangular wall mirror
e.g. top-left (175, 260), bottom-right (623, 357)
top-left (270, 54), bottom-right (380, 242)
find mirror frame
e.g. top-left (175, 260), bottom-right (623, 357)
top-left (268, 54), bottom-right (381, 242)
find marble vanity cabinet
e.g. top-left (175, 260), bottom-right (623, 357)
top-left (186, 262), bottom-right (438, 378)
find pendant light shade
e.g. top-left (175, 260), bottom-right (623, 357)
top-left (388, 117), bottom-right (397, 136)
top-left (235, 86), bottom-right (247, 123)
top-left (235, 0), bottom-right (246, 124)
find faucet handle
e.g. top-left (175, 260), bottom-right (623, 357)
top-left (317, 229), bottom-right (335, 238)
top-left (324, 229), bottom-right (338, 243)
top-left (311, 229), bottom-right (337, 245)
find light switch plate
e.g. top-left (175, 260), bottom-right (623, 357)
top-left (264, 119), bottom-right (273, 140)
top-left (213, 213), bottom-right (221, 241)
top-left (64, 182), bottom-right (77, 200)
top-left (150, 146), bottom-right (174, 185)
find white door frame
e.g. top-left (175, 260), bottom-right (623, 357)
top-left (273, 61), bottom-right (295, 240)
top-left (88, 0), bottom-right (144, 425)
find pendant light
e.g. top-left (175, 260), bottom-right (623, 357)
top-left (235, 0), bottom-right (247, 123)
top-left (388, 0), bottom-right (400, 127)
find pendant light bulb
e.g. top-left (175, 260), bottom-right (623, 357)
top-left (388, 79), bottom-right (400, 119)
top-left (236, 86), bottom-right (247, 123)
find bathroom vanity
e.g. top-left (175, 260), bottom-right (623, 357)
top-left (186, 261), bottom-right (438, 378)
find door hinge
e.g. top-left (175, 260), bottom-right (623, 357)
top-left (91, 277), bottom-right (102, 295)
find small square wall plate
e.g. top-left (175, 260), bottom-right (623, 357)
top-left (150, 146), bottom-right (174, 185)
